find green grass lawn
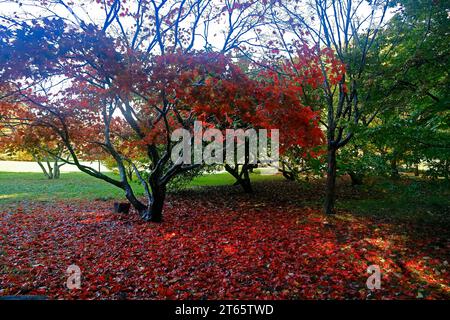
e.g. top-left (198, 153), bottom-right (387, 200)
top-left (0, 171), bottom-right (448, 225)
top-left (0, 172), bottom-right (132, 202)
top-left (0, 171), bottom-right (282, 203)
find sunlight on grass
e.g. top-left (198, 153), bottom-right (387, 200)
top-left (0, 193), bottom-right (24, 200)
top-left (0, 172), bottom-right (131, 203)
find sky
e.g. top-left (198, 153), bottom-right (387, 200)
top-left (0, 0), bottom-right (397, 54)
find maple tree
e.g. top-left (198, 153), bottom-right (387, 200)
top-left (0, 120), bottom-right (68, 179)
top-left (0, 93), bottom-right (70, 179)
top-left (0, 0), bottom-right (267, 221)
top-left (0, 0), bottom-right (324, 222)
top-left (192, 53), bottom-right (325, 193)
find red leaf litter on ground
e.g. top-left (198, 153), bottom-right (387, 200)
top-left (0, 185), bottom-right (449, 300)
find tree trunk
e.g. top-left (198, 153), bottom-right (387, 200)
top-left (444, 160), bottom-right (449, 181)
top-left (54, 165), bottom-right (60, 179)
top-left (348, 170), bottom-right (363, 186)
top-left (35, 159), bottom-right (51, 179)
top-left (232, 175), bottom-right (253, 193)
top-left (150, 185), bottom-right (166, 222)
top-left (225, 164), bottom-right (253, 193)
top-left (414, 165), bottom-right (419, 177)
top-left (238, 175), bottom-right (253, 193)
top-left (53, 159), bottom-right (61, 179)
top-left (282, 170), bottom-right (296, 181)
top-left (241, 164), bottom-right (253, 193)
top-left (126, 166), bottom-right (133, 181)
top-left (280, 162), bottom-right (296, 181)
top-left (390, 158), bottom-right (400, 180)
top-left (46, 160), bottom-right (54, 179)
top-left (324, 147), bottom-right (337, 215)
top-left (32, 154), bottom-right (53, 179)
top-left (140, 185), bottom-right (166, 223)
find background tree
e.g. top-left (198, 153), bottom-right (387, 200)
top-left (0, 122), bottom-right (68, 179)
top-left (269, 0), bottom-right (408, 214)
top-left (359, 0), bottom-right (449, 180)
top-left (217, 54), bottom-right (326, 193)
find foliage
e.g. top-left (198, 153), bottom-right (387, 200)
top-left (352, 0), bottom-right (450, 180)
top-left (0, 15), bottom-right (324, 221)
top-left (0, 119), bottom-right (69, 179)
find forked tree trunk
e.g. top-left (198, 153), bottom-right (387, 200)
top-left (33, 154), bottom-right (63, 180)
top-left (324, 147), bottom-right (337, 215)
top-left (35, 160), bottom-right (52, 179)
top-left (45, 159), bottom-right (54, 179)
top-left (124, 184), bottom-right (166, 223)
top-left (235, 175), bottom-right (253, 193)
top-left (137, 173), bottom-right (167, 222)
top-left (280, 162), bottom-right (297, 181)
top-left (226, 164), bottom-right (253, 193)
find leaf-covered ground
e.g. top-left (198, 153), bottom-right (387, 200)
top-left (0, 180), bottom-right (449, 299)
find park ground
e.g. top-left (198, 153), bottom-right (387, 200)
top-left (0, 171), bottom-right (449, 299)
